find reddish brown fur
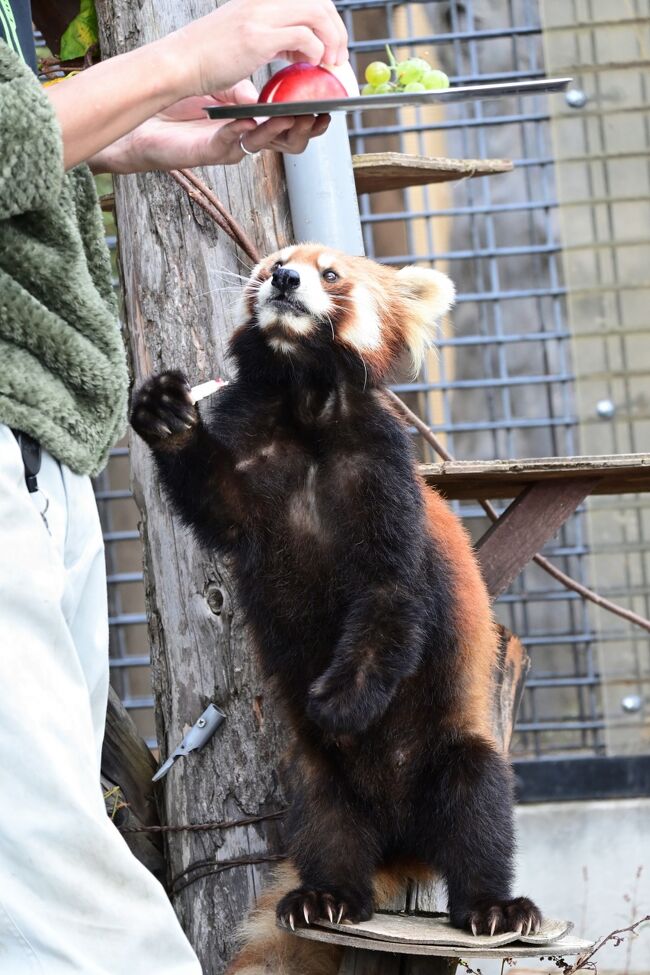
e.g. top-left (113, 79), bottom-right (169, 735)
top-left (420, 482), bottom-right (499, 743)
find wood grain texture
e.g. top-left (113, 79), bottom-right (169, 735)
top-left (291, 924), bottom-right (593, 960)
top-left (352, 153), bottom-right (513, 193)
top-left (102, 686), bottom-right (159, 823)
top-left (338, 946), bottom-right (457, 974)
top-left (420, 453), bottom-right (650, 500)
top-left (491, 626), bottom-right (529, 755)
top-left (476, 478), bottom-right (600, 599)
top-left (96, 4), bottom-right (292, 971)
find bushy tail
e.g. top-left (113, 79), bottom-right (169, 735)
top-left (225, 864), bottom-right (342, 975)
top-left (226, 862), bottom-right (432, 975)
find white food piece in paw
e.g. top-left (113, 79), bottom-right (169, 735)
top-left (321, 60), bottom-right (360, 97)
top-left (190, 379), bottom-right (228, 404)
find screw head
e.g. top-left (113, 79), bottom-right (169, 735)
top-left (621, 694), bottom-right (643, 714)
top-left (197, 717), bottom-right (207, 728)
top-left (566, 88), bottom-right (588, 108)
top-left (596, 398), bottom-right (615, 419)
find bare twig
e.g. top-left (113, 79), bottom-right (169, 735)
top-left (559, 914), bottom-right (650, 975)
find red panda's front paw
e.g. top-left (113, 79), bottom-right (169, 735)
top-left (130, 370), bottom-right (199, 449)
top-left (462, 897), bottom-right (542, 937)
top-left (306, 666), bottom-right (394, 736)
top-left (277, 886), bottom-right (373, 929)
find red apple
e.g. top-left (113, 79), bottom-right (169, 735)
top-left (259, 63), bottom-right (348, 104)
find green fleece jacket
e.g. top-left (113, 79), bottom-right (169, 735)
top-left (0, 41), bottom-right (128, 476)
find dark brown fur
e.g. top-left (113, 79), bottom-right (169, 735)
top-left (130, 246), bottom-right (541, 972)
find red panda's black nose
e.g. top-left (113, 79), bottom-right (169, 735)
top-left (272, 267), bottom-right (300, 294)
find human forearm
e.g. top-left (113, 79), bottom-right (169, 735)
top-left (45, 0), bottom-right (347, 172)
top-left (45, 38), bottom-right (187, 171)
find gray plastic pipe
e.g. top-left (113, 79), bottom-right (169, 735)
top-left (282, 111), bottom-right (365, 256)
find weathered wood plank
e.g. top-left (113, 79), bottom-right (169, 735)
top-left (491, 626), bottom-right (530, 755)
top-left (353, 152), bottom-right (513, 194)
top-left (101, 687), bottom-right (164, 878)
top-left (102, 686), bottom-right (158, 821)
top-left (338, 946), bottom-right (457, 974)
top-left (101, 773), bottom-right (165, 880)
top-left (420, 453), bottom-right (650, 500)
top-left (292, 924), bottom-right (593, 959)
top-left (476, 478), bottom-right (600, 599)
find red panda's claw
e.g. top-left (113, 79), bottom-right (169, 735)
top-left (289, 912), bottom-right (295, 932)
top-left (326, 904), bottom-right (335, 923)
top-left (303, 904), bottom-right (311, 925)
top-left (336, 905), bottom-right (345, 924)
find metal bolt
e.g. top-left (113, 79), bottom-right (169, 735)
top-left (566, 88), bottom-right (588, 109)
top-left (596, 398), bottom-right (615, 419)
top-left (197, 717), bottom-right (207, 728)
top-left (621, 695), bottom-right (643, 714)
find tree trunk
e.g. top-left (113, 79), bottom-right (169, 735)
top-left (96, 5), bottom-right (292, 971)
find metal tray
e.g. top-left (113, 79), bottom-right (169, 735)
top-left (204, 77), bottom-right (571, 119)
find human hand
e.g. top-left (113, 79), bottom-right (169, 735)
top-left (164, 0), bottom-right (349, 97)
top-left (88, 82), bottom-right (331, 174)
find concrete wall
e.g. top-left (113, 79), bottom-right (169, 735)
top-left (483, 798), bottom-right (650, 974)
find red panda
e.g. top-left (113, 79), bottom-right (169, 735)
top-left (130, 245), bottom-right (541, 974)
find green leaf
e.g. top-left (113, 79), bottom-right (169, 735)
top-left (59, 0), bottom-right (99, 61)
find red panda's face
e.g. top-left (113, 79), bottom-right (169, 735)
top-left (239, 244), bottom-right (455, 384)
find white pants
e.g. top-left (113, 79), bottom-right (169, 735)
top-left (0, 425), bottom-right (202, 974)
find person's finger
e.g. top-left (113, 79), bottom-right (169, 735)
top-left (292, 0), bottom-right (348, 66)
top-left (209, 79), bottom-right (259, 106)
top-left (240, 116), bottom-right (295, 153)
top-left (319, 0), bottom-right (349, 65)
top-left (214, 118), bottom-right (259, 151)
top-left (271, 114), bottom-right (331, 153)
top-left (274, 26), bottom-right (326, 66)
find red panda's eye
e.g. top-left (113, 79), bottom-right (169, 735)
top-left (272, 261), bottom-right (283, 271)
top-left (323, 269), bottom-right (338, 283)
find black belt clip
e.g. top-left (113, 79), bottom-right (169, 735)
top-left (12, 430), bottom-right (42, 493)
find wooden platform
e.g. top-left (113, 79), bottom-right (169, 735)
top-left (353, 152), bottom-right (514, 194)
top-left (418, 453), bottom-right (650, 599)
top-left (420, 453), bottom-right (650, 501)
top-left (287, 913), bottom-right (593, 974)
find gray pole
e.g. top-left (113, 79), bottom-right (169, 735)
top-left (283, 111), bottom-right (365, 255)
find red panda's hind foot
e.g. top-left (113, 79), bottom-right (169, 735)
top-left (130, 370), bottom-right (198, 448)
top-left (461, 897), bottom-right (542, 937)
top-left (277, 885), bottom-right (374, 929)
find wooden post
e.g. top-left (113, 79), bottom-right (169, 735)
top-left (95, 5), bottom-right (292, 971)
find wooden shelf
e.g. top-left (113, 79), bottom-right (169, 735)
top-left (353, 152), bottom-right (514, 194)
top-left (419, 453), bottom-right (650, 501)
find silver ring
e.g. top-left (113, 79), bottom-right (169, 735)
top-left (239, 135), bottom-right (259, 157)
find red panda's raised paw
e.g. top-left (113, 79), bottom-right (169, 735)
top-left (130, 370), bottom-right (199, 448)
top-left (464, 897), bottom-right (542, 937)
top-left (276, 886), bottom-right (373, 930)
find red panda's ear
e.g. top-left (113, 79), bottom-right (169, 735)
top-left (395, 267), bottom-right (455, 373)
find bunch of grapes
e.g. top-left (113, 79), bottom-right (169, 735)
top-left (362, 46), bottom-right (449, 96)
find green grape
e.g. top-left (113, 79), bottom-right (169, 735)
top-left (362, 83), bottom-right (377, 95)
top-left (365, 61), bottom-right (391, 86)
top-left (374, 82), bottom-right (394, 94)
top-left (404, 81), bottom-right (426, 93)
top-left (422, 69), bottom-right (450, 91)
top-left (396, 57), bottom-right (430, 86)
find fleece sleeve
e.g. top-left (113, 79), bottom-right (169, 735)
top-left (0, 41), bottom-right (64, 220)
